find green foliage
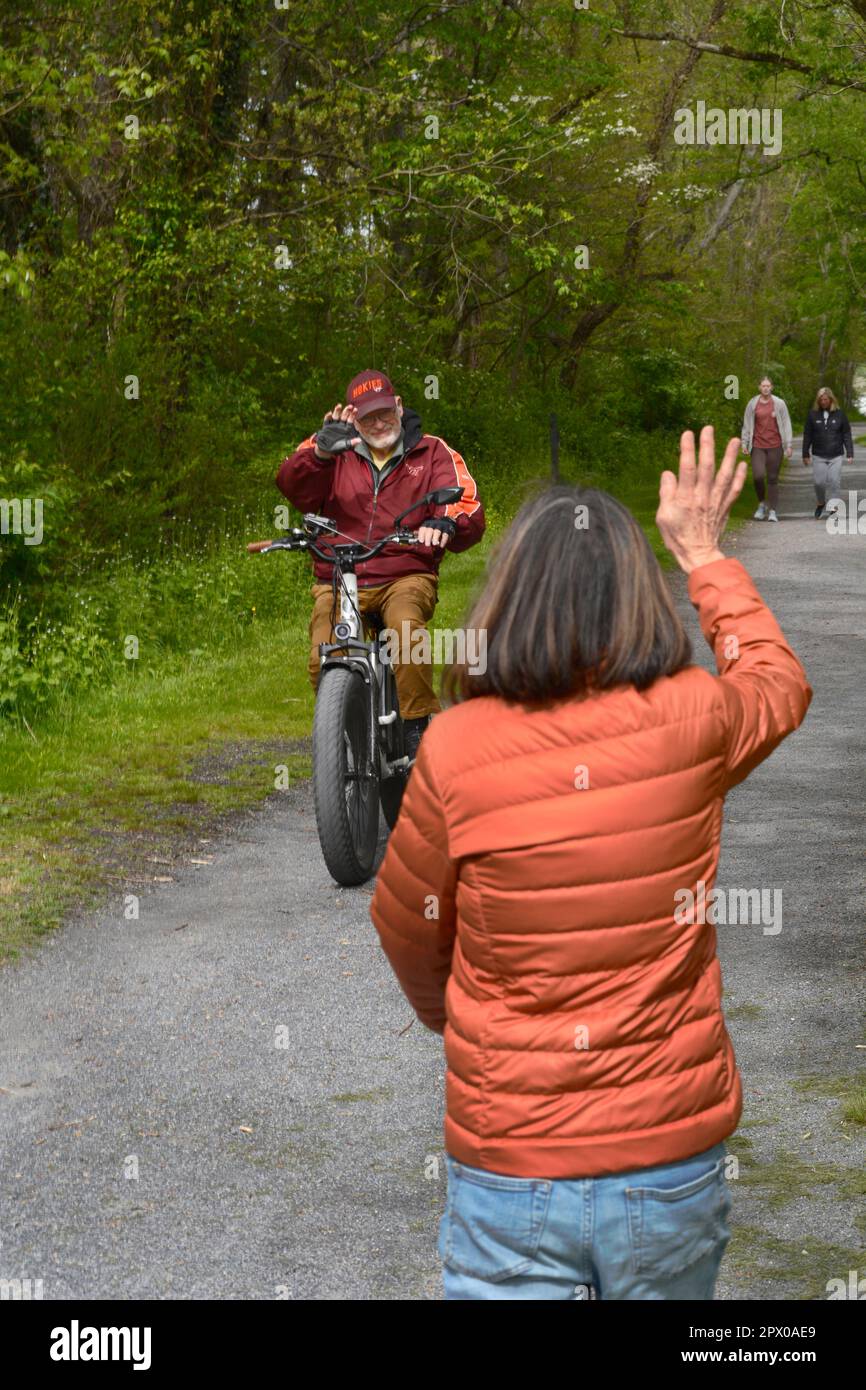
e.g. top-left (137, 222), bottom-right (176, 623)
top-left (0, 248), bottom-right (34, 297)
top-left (0, 594), bottom-right (108, 711)
top-left (0, 505), bottom-right (313, 718)
top-left (0, 0), bottom-right (864, 723)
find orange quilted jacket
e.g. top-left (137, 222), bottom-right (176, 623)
top-left (369, 558), bottom-right (812, 1178)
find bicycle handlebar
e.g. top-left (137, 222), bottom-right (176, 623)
top-left (248, 485), bottom-right (463, 562)
top-left (246, 529), bottom-right (422, 562)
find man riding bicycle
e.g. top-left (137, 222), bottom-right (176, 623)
top-left (276, 370), bottom-right (485, 760)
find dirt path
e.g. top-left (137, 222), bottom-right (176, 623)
top-left (0, 439), bottom-right (863, 1300)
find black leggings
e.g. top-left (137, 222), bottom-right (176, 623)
top-left (751, 446), bottom-right (782, 510)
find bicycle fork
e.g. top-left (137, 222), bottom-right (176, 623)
top-left (323, 570), bottom-right (409, 780)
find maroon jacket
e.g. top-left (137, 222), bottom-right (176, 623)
top-left (275, 408), bottom-right (485, 586)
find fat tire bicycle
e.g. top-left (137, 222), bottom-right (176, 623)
top-left (248, 485), bottom-right (463, 886)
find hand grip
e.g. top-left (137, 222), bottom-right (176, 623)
top-left (247, 540), bottom-right (273, 553)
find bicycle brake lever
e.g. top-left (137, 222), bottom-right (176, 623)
top-left (303, 513), bottom-right (339, 535)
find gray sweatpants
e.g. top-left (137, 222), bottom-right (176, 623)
top-left (811, 454), bottom-right (844, 507)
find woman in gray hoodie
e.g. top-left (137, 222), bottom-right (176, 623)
top-left (740, 377), bottom-right (793, 523)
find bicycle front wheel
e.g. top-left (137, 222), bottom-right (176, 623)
top-left (312, 665), bottom-right (380, 885)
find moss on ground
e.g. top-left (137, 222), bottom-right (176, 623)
top-left (330, 1087), bottom-right (394, 1105)
top-left (727, 1225), bottom-right (866, 1300)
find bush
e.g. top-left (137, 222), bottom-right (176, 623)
top-left (0, 595), bottom-right (110, 712)
top-left (0, 509), bottom-right (314, 723)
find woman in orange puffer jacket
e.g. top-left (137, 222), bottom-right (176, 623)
top-left (369, 427), bottom-right (812, 1300)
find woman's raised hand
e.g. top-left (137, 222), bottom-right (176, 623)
top-left (656, 426), bottom-right (748, 575)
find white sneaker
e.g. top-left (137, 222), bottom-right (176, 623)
top-left (767, 509), bottom-right (779, 522)
top-left (754, 503), bottom-right (767, 520)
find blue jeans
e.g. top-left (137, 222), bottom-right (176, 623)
top-left (439, 1143), bottom-right (731, 1300)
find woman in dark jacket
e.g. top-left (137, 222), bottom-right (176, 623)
top-left (802, 387), bottom-right (854, 519)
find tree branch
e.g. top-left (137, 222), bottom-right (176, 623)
top-left (613, 26), bottom-right (866, 91)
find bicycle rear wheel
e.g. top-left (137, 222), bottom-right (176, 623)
top-left (312, 665), bottom-right (380, 885)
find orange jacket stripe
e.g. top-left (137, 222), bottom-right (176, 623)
top-left (429, 437), bottom-right (482, 522)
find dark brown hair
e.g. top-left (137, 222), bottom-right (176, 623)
top-left (442, 484), bottom-right (692, 704)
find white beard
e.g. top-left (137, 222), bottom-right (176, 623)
top-left (359, 422), bottom-right (401, 452)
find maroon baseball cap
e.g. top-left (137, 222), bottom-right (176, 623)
top-left (345, 369), bottom-right (399, 420)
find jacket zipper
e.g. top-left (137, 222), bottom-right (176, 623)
top-left (364, 462), bottom-right (386, 545)
top-left (362, 449), bottom-right (415, 547)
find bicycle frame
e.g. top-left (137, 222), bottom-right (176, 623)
top-left (319, 561), bottom-right (409, 781)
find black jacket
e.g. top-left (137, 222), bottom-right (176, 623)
top-left (803, 407), bottom-right (853, 460)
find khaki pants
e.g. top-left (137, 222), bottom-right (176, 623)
top-left (307, 573), bottom-right (441, 720)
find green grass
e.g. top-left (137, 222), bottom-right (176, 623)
top-left (0, 621), bottom-right (314, 958)
top-left (723, 1128), bottom-right (866, 1295)
top-left (842, 1089), bottom-right (866, 1126)
top-left (735, 1148), bottom-right (840, 1210)
top-left (794, 1074), bottom-right (866, 1127)
top-left (726, 1224), bottom-right (866, 1301)
top-left (0, 445), bottom-right (754, 961)
top-left (330, 1087), bottom-right (394, 1104)
top-left (726, 1003), bottom-right (768, 1021)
